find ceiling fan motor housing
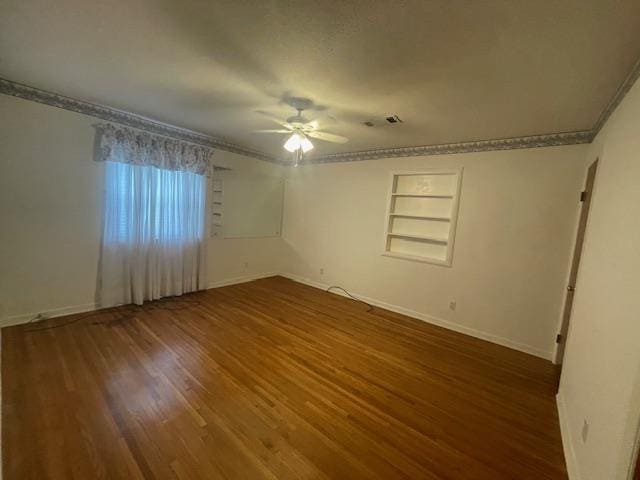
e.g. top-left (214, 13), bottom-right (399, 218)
top-left (286, 113), bottom-right (310, 125)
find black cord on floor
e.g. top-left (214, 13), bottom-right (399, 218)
top-left (326, 286), bottom-right (374, 313)
top-left (25, 287), bottom-right (370, 333)
top-left (24, 296), bottom-right (203, 333)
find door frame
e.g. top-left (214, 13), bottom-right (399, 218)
top-left (554, 159), bottom-right (599, 366)
top-left (631, 422), bottom-right (640, 480)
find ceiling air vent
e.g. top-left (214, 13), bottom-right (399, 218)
top-left (363, 115), bottom-right (403, 127)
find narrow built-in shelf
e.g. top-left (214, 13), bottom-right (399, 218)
top-left (392, 193), bottom-right (454, 198)
top-left (211, 177), bottom-right (224, 238)
top-left (382, 251), bottom-right (448, 265)
top-left (389, 213), bottom-right (451, 221)
top-left (383, 169), bottom-right (462, 266)
top-left (387, 232), bottom-right (448, 244)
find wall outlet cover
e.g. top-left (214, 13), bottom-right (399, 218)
top-left (581, 420), bottom-right (589, 443)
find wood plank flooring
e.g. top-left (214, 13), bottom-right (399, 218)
top-left (2, 276), bottom-right (566, 479)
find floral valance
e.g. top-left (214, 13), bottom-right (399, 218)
top-left (93, 123), bottom-right (213, 175)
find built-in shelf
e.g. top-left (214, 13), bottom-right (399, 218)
top-left (212, 177), bottom-right (224, 237)
top-left (389, 213), bottom-right (451, 221)
top-left (387, 232), bottom-right (448, 244)
top-left (391, 193), bottom-right (454, 198)
top-left (382, 169), bottom-right (463, 266)
top-left (382, 251), bottom-right (449, 265)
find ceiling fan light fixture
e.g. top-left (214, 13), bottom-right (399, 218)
top-left (283, 133), bottom-right (302, 152)
top-left (284, 133), bottom-right (314, 153)
top-left (300, 136), bottom-right (314, 153)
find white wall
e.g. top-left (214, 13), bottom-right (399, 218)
top-left (0, 94), bottom-right (284, 326)
top-left (281, 145), bottom-right (588, 359)
top-left (557, 78), bottom-right (640, 480)
top-left (202, 151), bottom-right (285, 287)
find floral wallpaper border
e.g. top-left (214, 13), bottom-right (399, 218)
top-left (3, 63), bottom-right (640, 166)
top-left (0, 78), bottom-right (276, 163)
top-left (302, 130), bottom-right (593, 164)
top-left (591, 57), bottom-right (640, 136)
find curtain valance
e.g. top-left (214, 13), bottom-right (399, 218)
top-left (94, 123), bottom-right (213, 175)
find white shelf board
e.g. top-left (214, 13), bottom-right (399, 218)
top-left (391, 171), bottom-right (455, 176)
top-left (382, 251), bottom-right (449, 265)
top-left (389, 213), bottom-right (451, 221)
top-left (386, 232), bottom-right (449, 244)
top-left (391, 193), bottom-right (453, 198)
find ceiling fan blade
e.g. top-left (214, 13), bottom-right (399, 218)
top-left (254, 110), bottom-right (292, 128)
top-left (253, 129), bottom-right (292, 133)
top-left (312, 113), bottom-right (338, 126)
top-left (255, 109), bottom-right (282, 120)
top-left (307, 131), bottom-right (349, 144)
top-left (307, 119), bottom-right (320, 130)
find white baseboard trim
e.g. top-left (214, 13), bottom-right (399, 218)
top-left (0, 271), bottom-right (552, 360)
top-left (280, 272), bottom-right (554, 360)
top-left (0, 302), bottom-right (98, 329)
top-left (0, 272), bottom-right (279, 329)
top-left (207, 271), bottom-right (279, 289)
top-left (557, 391), bottom-right (581, 480)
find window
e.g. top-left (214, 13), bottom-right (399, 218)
top-left (383, 169), bottom-right (462, 266)
top-left (95, 123), bottom-right (210, 306)
top-left (103, 161), bottom-right (205, 245)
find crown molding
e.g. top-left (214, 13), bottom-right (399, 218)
top-left (302, 130), bottom-right (593, 164)
top-left (591, 57), bottom-right (640, 136)
top-left (4, 56), bottom-right (640, 167)
top-left (0, 78), bottom-right (279, 164)
top-left (297, 55), bottom-right (640, 164)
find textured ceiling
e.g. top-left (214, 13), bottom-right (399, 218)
top-left (1, 0), bottom-right (640, 158)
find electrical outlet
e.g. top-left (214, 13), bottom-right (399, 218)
top-left (581, 420), bottom-right (589, 443)
top-left (243, 261), bottom-right (249, 269)
top-left (449, 300), bottom-right (457, 311)
top-left (320, 268), bottom-right (325, 275)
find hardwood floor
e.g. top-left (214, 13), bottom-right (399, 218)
top-left (2, 276), bottom-right (567, 479)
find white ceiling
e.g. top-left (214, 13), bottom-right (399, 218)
top-left (1, 0), bottom-right (640, 158)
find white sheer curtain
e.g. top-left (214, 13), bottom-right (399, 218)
top-left (99, 161), bottom-right (207, 306)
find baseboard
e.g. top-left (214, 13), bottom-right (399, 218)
top-left (0, 302), bottom-right (98, 329)
top-left (207, 271), bottom-right (279, 289)
top-left (0, 272), bottom-right (279, 329)
top-left (557, 391), bottom-right (581, 480)
top-left (280, 272), bottom-right (554, 360)
top-left (0, 271), bottom-right (552, 359)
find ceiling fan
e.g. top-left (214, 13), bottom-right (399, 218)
top-left (255, 97), bottom-right (348, 165)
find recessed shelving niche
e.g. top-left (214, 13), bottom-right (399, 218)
top-left (211, 176), bottom-right (224, 237)
top-left (383, 169), bottom-right (462, 266)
